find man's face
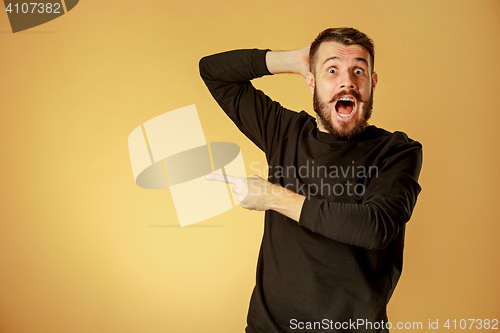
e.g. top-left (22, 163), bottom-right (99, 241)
top-left (307, 41), bottom-right (378, 139)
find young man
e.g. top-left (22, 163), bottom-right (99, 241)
top-left (200, 27), bottom-right (422, 333)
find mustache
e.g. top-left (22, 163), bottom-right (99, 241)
top-left (329, 90), bottom-right (367, 104)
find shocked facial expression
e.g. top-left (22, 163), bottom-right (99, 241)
top-left (307, 41), bottom-right (378, 139)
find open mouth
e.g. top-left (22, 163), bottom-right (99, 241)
top-left (334, 96), bottom-right (357, 118)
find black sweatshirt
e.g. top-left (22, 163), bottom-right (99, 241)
top-left (199, 49), bottom-right (423, 333)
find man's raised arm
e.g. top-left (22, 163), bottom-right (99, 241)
top-left (199, 48), bottom-right (311, 157)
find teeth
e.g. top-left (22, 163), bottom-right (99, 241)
top-left (338, 110), bottom-right (354, 117)
top-left (336, 96), bottom-right (356, 118)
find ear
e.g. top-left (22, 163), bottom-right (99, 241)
top-left (306, 71), bottom-right (315, 95)
top-left (371, 71), bottom-right (378, 91)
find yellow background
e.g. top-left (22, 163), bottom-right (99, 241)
top-left (1, 0), bottom-right (499, 331)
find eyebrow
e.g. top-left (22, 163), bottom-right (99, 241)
top-left (323, 56), bottom-right (369, 67)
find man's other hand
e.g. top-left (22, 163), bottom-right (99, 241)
top-left (205, 173), bottom-right (306, 222)
top-left (205, 173), bottom-right (274, 211)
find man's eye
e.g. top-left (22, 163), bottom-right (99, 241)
top-left (328, 68), bottom-right (337, 74)
top-left (354, 68), bottom-right (364, 74)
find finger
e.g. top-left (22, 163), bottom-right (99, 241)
top-left (205, 173), bottom-right (240, 185)
top-left (232, 186), bottom-right (240, 195)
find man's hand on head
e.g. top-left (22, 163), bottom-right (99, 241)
top-left (265, 46), bottom-right (310, 78)
top-left (296, 46), bottom-right (311, 78)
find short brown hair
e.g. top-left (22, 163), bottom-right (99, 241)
top-left (309, 27), bottom-right (375, 75)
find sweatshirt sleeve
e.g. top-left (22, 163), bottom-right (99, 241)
top-left (299, 136), bottom-right (423, 250)
top-left (199, 49), bottom-right (302, 159)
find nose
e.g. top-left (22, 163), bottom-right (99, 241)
top-left (339, 71), bottom-right (356, 90)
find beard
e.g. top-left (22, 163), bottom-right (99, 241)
top-left (313, 86), bottom-right (374, 140)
